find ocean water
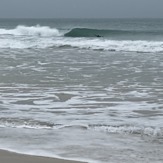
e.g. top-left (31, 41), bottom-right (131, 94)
top-left (0, 18), bottom-right (163, 163)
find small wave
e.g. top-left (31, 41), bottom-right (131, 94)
top-left (0, 117), bottom-right (62, 129)
top-left (0, 118), bottom-right (89, 130)
top-left (0, 25), bottom-right (62, 37)
top-left (55, 39), bottom-right (163, 53)
top-left (1, 118), bottom-right (162, 137)
top-left (0, 36), bottom-right (163, 53)
top-left (89, 124), bottom-right (163, 137)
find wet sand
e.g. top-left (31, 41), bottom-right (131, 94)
top-left (0, 149), bottom-right (86, 163)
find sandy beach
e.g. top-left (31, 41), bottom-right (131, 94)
top-left (0, 150), bottom-right (86, 163)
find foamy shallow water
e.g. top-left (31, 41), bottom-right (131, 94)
top-left (0, 19), bottom-right (163, 162)
top-left (0, 47), bottom-right (163, 163)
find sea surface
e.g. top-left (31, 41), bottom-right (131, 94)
top-left (0, 18), bottom-right (163, 163)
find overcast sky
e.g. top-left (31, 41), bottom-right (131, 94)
top-left (0, 0), bottom-right (163, 18)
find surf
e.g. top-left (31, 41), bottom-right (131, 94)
top-left (64, 27), bottom-right (163, 38)
top-left (0, 25), bottom-right (62, 37)
top-left (0, 25), bottom-right (163, 53)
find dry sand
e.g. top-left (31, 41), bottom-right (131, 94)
top-left (0, 149), bottom-right (86, 163)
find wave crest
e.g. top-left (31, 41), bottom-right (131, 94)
top-left (89, 124), bottom-right (163, 137)
top-left (64, 28), bottom-right (108, 37)
top-left (64, 28), bottom-right (163, 38)
top-left (0, 117), bottom-right (59, 129)
top-left (1, 118), bottom-right (162, 138)
top-left (0, 26), bottom-right (163, 53)
top-left (0, 25), bottom-right (61, 37)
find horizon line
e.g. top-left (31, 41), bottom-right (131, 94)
top-left (0, 17), bottom-right (163, 19)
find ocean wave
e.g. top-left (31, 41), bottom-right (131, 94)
top-left (0, 118), bottom-right (88, 130)
top-left (64, 28), bottom-right (110, 37)
top-left (1, 26), bottom-right (162, 38)
top-left (89, 124), bottom-right (163, 137)
top-left (0, 37), bottom-right (163, 53)
top-left (0, 117), bottom-right (61, 129)
top-left (0, 25), bottom-right (62, 37)
top-left (64, 27), bottom-right (163, 38)
top-left (0, 118), bottom-right (162, 137)
top-left (53, 39), bottom-right (163, 53)
top-left (0, 25), bottom-right (163, 53)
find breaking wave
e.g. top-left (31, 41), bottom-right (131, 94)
top-left (53, 39), bottom-right (163, 53)
top-left (0, 25), bottom-right (61, 37)
top-left (1, 26), bottom-right (163, 38)
top-left (0, 118), bottom-right (162, 137)
top-left (64, 27), bottom-right (163, 38)
top-left (0, 25), bottom-right (163, 53)
top-left (0, 117), bottom-right (61, 129)
top-left (89, 124), bottom-right (163, 137)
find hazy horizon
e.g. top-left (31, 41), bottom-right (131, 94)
top-left (0, 17), bottom-right (163, 19)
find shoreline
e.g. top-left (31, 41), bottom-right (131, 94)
top-left (0, 149), bottom-right (87, 163)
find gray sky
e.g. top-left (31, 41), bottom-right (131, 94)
top-left (0, 0), bottom-right (163, 18)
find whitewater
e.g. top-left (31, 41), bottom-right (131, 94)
top-left (0, 19), bottom-right (163, 163)
top-left (0, 25), bottom-right (163, 53)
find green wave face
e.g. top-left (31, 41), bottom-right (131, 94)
top-left (64, 28), bottom-right (123, 37)
top-left (64, 28), bottom-right (163, 39)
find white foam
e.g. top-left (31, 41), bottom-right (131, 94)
top-left (0, 118), bottom-right (54, 129)
top-left (0, 26), bottom-right (163, 52)
top-left (0, 25), bottom-right (62, 37)
top-left (20, 39), bottom-right (163, 53)
top-left (125, 91), bottom-right (149, 97)
top-left (60, 39), bottom-right (163, 53)
top-left (89, 125), bottom-right (163, 137)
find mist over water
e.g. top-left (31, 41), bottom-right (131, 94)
top-left (0, 19), bottom-right (163, 163)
